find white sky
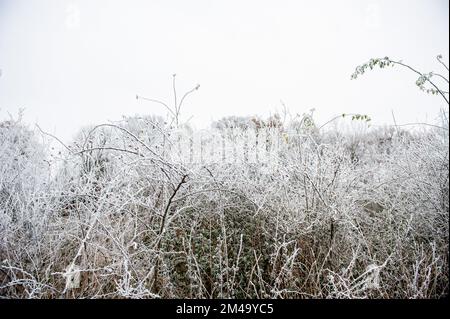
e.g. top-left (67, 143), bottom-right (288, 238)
top-left (0, 0), bottom-right (448, 142)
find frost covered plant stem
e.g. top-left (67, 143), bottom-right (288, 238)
top-left (136, 74), bottom-right (200, 127)
top-left (351, 55), bottom-right (449, 106)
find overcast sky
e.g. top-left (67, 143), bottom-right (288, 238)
top-left (0, 0), bottom-right (448, 142)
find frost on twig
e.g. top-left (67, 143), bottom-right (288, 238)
top-left (64, 264), bottom-right (81, 290)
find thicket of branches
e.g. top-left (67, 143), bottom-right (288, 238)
top-left (0, 110), bottom-right (448, 298)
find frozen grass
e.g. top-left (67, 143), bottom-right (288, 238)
top-left (0, 114), bottom-right (448, 299)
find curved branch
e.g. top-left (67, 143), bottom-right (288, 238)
top-left (74, 147), bottom-right (144, 157)
top-left (81, 123), bottom-right (178, 171)
top-left (136, 95), bottom-right (176, 118)
top-left (178, 84), bottom-right (200, 113)
top-left (385, 122), bottom-right (448, 131)
top-left (172, 74), bottom-right (178, 117)
top-left (318, 113), bottom-right (370, 130)
top-left (433, 72), bottom-right (449, 84)
top-left (437, 55), bottom-right (449, 72)
top-left (35, 124), bottom-right (73, 154)
top-left (389, 59), bottom-right (449, 105)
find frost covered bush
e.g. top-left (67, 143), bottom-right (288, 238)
top-left (0, 117), bottom-right (56, 297)
top-left (0, 114), bottom-right (448, 299)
